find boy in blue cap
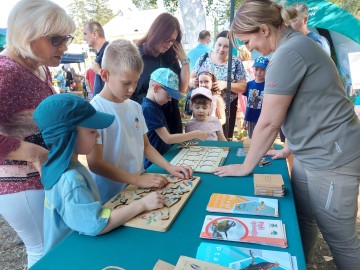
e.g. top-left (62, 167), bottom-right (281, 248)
top-left (33, 94), bottom-right (165, 254)
top-left (142, 68), bottom-right (208, 169)
top-left (87, 40), bottom-right (192, 202)
top-left (242, 56), bottom-right (269, 138)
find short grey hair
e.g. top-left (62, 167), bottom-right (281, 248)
top-left (102, 39), bottom-right (144, 75)
top-left (7, 0), bottom-right (75, 59)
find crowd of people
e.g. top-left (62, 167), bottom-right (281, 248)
top-left (0, 0), bottom-right (359, 269)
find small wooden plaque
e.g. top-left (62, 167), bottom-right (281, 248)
top-left (153, 260), bottom-right (175, 270)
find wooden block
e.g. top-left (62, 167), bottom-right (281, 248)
top-left (104, 174), bottom-right (200, 232)
top-left (153, 260), bottom-right (175, 270)
top-left (254, 174), bottom-right (284, 188)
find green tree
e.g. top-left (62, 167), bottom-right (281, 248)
top-left (132, 0), bottom-right (158, 10)
top-left (87, 0), bottom-right (115, 24)
top-left (68, 0), bottom-right (116, 44)
top-left (68, 0), bottom-right (89, 44)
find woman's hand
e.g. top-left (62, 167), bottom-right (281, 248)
top-left (213, 164), bottom-right (251, 177)
top-left (6, 141), bottom-right (48, 176)
top-left (31, 146), bottom-right (48, 175)
top-left (266, 149), bottom-right (290, 160)
top-left (189, 77), bottom-right (198, 88)
top-left (212, 80), bottom-right (227, 92)
top-left (172, 41), bottom-right (187, 62)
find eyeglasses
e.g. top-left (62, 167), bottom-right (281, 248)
top-left (48, 35), bottom-right (74, 47)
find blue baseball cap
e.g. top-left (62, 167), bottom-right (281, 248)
top-left (150, 68), bottom-right (183, 100)
top-left (253, 56), bottom-right (269, 69)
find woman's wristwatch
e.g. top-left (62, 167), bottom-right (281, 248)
top-left (180, 58), bottom-right (190, 65)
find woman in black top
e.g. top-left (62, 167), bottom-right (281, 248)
top-left (132, 13), bottom-right (190, 134)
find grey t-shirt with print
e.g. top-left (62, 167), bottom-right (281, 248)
top-left (265, 27), bottom-right (360, 170)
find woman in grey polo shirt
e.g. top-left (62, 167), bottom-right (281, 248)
top-left (214, 1), bottom-right (360, 269)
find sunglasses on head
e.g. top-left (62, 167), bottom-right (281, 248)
top-left (48, 35), bottom-right (74, 47)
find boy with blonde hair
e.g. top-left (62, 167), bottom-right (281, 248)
top-left (142, 68), bottom-right (208, 168)
top-left (87, 40), bottom-right (192, 202)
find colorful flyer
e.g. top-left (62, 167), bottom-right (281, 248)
top-left (196, 242), bottom-right (296, 270)
top-left (207, 193), bottom-right (279, 217)
top-left (200, 215), bottom-right (287, 248)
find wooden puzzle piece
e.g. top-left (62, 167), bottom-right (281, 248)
top-left (164, 195), bottom-right (181, 207)
top-left (173, 189), bottom-right (190, 195)
top-left (160, 207), bottom-right (170, 220)
top-left (178, 140), bottom-right (199, 149)
top-left (167, 175), bottom-right (183, 183)
top-left (161, 189), bottom-right (173, 195)
top-left (136, 188), bottom-right (156, 195)
top-left (170, 183), bottom-right (180, 189)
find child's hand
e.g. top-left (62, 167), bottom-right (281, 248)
top-left (140, 192), bottom-right (165, 211)
top-left (135, 173), bottom-right (169, 189)
top-left (195, 130), bottom-right (208, 141)
top-left (167, 164), bottom-right (193, 179)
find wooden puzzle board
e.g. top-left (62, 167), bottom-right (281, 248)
top-left (170, 146), bottom-right (229, 173)
top-left (103, 174), bottom-right (200, 232)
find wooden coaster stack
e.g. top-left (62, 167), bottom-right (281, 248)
top-left (254, 174), bottom-right (284, 197)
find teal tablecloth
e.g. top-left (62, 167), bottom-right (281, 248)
top-left (31, 141), bottom-right (306, 270)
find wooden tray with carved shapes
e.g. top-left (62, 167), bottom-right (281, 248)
top-left (103, 174), bottom-right (200, 232)
top-left (170, 146), bottom-right (229, 173)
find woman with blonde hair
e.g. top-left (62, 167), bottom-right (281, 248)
top-left (0, 0), bottom-right (75, 267)
top-left (215, 1), bottom-right (360, 269)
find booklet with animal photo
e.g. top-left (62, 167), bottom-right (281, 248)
top-left (200, 215), bottom-right (287, 248)
top-left (206, 193), bottom-right (279, 217)
top-left (196, 242), bottom-right (296, 270)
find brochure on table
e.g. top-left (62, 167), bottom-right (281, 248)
top-left (207, 193), bottom-right (279, 217)
top-left (200, 215), bottom-right (287, 248)
top-left (196, 242), bottom-right (297, 270)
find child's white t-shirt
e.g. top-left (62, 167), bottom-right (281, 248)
top-left (90, 95), bottom-right (148, 202)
